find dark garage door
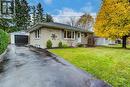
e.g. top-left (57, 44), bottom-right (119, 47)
top-left (15, 35), bottom-right (28, 45)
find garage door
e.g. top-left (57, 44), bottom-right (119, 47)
top-left (15, 35), bottom-right (28, 45)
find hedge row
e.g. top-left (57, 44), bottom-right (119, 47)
top-left (0, 29), bottom-right (9, 54)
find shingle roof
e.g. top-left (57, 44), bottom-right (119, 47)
top-left (27, 22), bottom-right (93, 33)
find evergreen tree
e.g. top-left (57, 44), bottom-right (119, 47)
top-left (36, 3), bottom-right (45, 22)
top-left (20, 0), bottom-right (30, 29)
top-left (45, 14), bottom-right (53, 22)
top-left (14, 0), bottom-right (22, 29)
top-left (14, 0), bottom-right (30, 30)
top-left (32, 6), bottom-right (36, 25)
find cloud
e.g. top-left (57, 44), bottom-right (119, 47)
top-left (44, 0), bottom-right (53, 4)
top-left (53, 8), bottom-right (96, 24)
top-left (81, 2), bottom-right (93, 13)
top-left (53, 8), bottom-right (82, 24)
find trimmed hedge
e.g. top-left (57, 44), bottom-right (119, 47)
top-left (0, 29), bottom-right (9, 54)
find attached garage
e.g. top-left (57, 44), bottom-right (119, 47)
top-left (10, 31), bottom-right (29, 45)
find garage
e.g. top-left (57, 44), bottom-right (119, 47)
top-left (10, 31), bottom-right (29, 45)
top-left (15, 35), bottom-right (28, 45)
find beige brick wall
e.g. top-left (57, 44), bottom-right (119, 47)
top-left (29, 28), bottom-right (87, 48)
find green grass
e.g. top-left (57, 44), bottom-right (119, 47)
top-left (50, 46), bottom-right (130, 87)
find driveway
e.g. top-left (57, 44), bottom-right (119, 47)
top-left (0, 45), bottom-right (110, 87)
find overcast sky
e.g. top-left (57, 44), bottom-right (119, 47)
top-left (28, 0), bottom-right (102, 23)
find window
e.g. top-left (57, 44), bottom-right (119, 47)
top-left (67, 31), bottom-right (71, 38)
top-left (35, 30), bottom-right (40, 38)
top-left (72, 32), bottom-right (75, 38)
top-left (78, 33), bottom-right (80, 38)
top-left (64, 31), bottom-right (66, 38)
top-left (1, 1), bottom-right (13, 14)
top-left (64, 30), bottom-right (75, 39)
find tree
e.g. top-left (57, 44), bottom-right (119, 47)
top-left (20, 0), bottom-right (30, 29)
top-left (77, 13), bottom-right (94, 31)
top-left (0, 18), bottom-right (9, 31)
top-left (94, 0), bottom-right (130, 48)
top-left (66, 17), bottom-right (77, 26)
top-left (36, 3), bottom-right (45, 22)
top-left (45, 14), bottom-right (53, 22)
top-left (32, 6), bottom-right (36, 25)
top-left (0, 18), bottom-right (17, 33)
top-left (14, 0), bottom-right (30, 30)
top-left (14, 0), bottom-right (22, 28)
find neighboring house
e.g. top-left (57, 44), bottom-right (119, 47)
top-left (95, 37), bottom-right (116, 46)
top-left (28, 22), bottom-right (94, 48)
top-left (0, 0), bottom-right (15, 19)
top-left (10, 31), bottom-right (29, 45)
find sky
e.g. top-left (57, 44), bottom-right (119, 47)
top-left (28, 0), bottom-right (102, 23)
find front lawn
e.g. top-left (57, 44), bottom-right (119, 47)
top-left (50, 46), bottom-right (130, 87)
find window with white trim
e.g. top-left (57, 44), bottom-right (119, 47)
top-left (64, 30), bottom-right (75, 39)
top-left (35, 30), bottom-right (40, 39)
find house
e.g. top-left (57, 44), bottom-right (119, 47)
top-left (28, 22), bottom-right (94, 48)
top-left (95, 37), bottom-right (116, 46)
top-left (10, 31), bottom-right (29, 45)
top-left (0, 0), bottom-right (15, 19)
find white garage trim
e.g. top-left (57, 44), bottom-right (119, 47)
top-left (10, 31), bottom-right (29, 44)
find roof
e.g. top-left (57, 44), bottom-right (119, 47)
top-left (27, 22), bottom-right (93, 33)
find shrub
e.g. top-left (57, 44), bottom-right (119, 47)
top-left (58, 41), bottom-right (62, 48)
top-left (46, 40), bottom-right (52, 49)
top-left (0, 29), bottom-right (9, 54)
top-left (62, 44), bottom-right (69, 48)
top-left (77, 44), bottom-right (84, 47)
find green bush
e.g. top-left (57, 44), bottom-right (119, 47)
top-left (77, 44), bottom-right (84, 47)
top-left (58, 41), bottom-right (62, 48)
top-left (62, 44), bottom-right (69, 48)
top-left (0, 29), bottom-right (9, 54)
top-left (46, 40), bottom-right (52, 49)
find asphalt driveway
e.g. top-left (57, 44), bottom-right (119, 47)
top-left (0, 45), bottom-right (110, 87)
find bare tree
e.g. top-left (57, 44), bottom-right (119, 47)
top-left (66, 17), bottom-right (77, 26)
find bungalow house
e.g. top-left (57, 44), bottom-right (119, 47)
top-left (28, 22), bottom-right (94, 48)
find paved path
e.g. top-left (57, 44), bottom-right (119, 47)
top-left (0, 45), bottom-right (110, 87)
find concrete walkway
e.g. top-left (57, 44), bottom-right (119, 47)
top-left (0, 45), bottom-right (110, 87)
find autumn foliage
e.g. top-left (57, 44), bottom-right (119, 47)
top-left (94, 0), bottom-right (130, 39)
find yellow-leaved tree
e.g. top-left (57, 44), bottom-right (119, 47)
top-left (94, 0), bottom-right (130, 48)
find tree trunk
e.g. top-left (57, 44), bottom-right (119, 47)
top-left (122, 36), bottom-right (127, 48)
